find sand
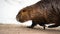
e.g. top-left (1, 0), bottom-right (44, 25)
top-left (0, 24), bottom-right (60, 34)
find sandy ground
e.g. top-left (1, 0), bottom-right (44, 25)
top-left (0, 24), bottom-right (60, 34)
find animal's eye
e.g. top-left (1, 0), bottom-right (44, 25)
top-left (23, 10), bottom-right (26, 12)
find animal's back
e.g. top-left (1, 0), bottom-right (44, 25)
top-left (33, 0), bottom-right (60, 23)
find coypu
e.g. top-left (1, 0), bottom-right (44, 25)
top-left (16, 0), bottom-right (60, 29)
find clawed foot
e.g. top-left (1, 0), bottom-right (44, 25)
top-left (43, 25), bottom-right (46, 30)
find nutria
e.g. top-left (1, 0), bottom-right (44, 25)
top-left (16, 0), bottom-right (60, 29)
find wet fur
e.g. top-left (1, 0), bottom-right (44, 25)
top-left (16, 0), bottom-right (60, 29)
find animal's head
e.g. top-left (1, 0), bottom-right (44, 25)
top-left (16, 3), bottom-right (44, 23)
top-left (16, 7), bottom-right (33, 23)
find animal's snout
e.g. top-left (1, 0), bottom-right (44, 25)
top-left (16, 16), bottom-right (24, 23)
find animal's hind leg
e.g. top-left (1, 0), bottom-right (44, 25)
top-left (48, 25), bottom-right (59, 28)
top-left (48, 19), bottom-right (60, 28)
top-left (48, 23), bottom-right (60, 28)
top-left (27, 21), bottom-right (37, 28)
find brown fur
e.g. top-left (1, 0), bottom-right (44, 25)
top-left (16, 0), bottom-right (60, 29)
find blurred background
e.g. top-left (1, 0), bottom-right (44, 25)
top-left (0, 0), bottom-right (40, 25)
top-left (0, 1), bottom-right (60, 34)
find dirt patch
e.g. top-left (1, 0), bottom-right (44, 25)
top-left (0, 24), bottom-right (60, 34)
